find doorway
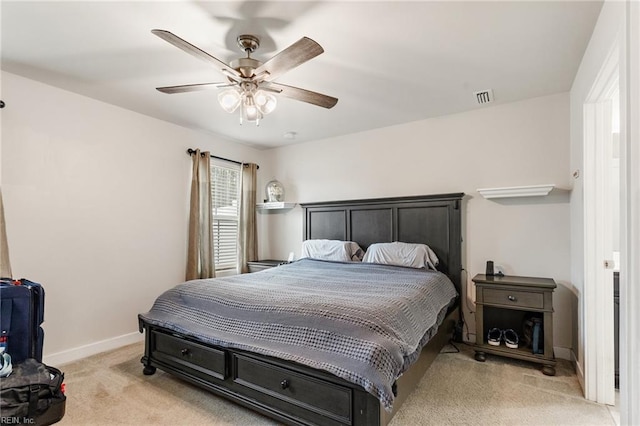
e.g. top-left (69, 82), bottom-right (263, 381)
top-left (610, 89), bottom-right (620, 391)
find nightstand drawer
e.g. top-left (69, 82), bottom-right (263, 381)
top-left (483, 288), bottom-right (544, 309)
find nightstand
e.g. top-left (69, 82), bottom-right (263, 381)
top-left (247, 260), bottom-right (287, 273)
top-left (473, 274), bottom-right (557, 375)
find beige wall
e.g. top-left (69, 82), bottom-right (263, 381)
top-left (0, 71), bottom-right (270, 361)
top-left (263, 93), bottom-right (574, 354)
top-left (1, 69), bottom-right (576, 361)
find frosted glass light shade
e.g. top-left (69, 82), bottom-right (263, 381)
top-left (255, 90), bottom-right (277, 115)
top-left (242, 94), bottom-right (263, 123)
top-left (218, 89), bottom-right (241, 113)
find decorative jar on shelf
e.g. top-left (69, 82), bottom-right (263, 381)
top-left (265, 180), bottom-right (285, 202)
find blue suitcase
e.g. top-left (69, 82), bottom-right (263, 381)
top-left (0, 278), bottom-right (45, 363)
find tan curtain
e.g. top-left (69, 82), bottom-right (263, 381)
top-left (0, 188), bottom-right (12, 278)
top-left (238, 163), bottom-right (258, 273)
top-left (186, 150), bottom-right (214, 280)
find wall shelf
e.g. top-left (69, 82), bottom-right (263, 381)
top-left (477, 184), bottom-right (555, 199)
top-left (256, 202), bottom-right (296, 210)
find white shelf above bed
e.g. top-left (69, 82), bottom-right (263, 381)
top-left (477, 184), bottom-right (555, 199)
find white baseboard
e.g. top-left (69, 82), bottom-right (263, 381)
top-left (573, 349), bottom-right (585, 393)
top-left (43, 332), bottom-right (144, 366)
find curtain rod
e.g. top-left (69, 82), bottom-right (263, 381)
top-left (186, 148), bottom-right (259, 169)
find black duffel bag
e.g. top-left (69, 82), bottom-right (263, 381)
top-left (0, 358), bottom-right (66, 425)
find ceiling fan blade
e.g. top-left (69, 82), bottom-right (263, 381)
top-left (255, 37), bottom-right (324, 82)
top-left (265, 82), bottom-right (338, 109)
top-left (156, 82), bottom-right (233, 94)
top-left (151, 29), bottom-right (241, 80)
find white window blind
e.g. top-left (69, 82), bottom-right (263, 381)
top-left (210, 160), bottom-right (240, 272)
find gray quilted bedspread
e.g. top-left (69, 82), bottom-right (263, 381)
top-left (139, 258), bottom-right (457, 410)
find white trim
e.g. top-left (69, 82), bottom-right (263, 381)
top-left (620, 1), bottom-right (640, 423)
top-left (43, 332), bottom-right (143, 366)
top-left (476, 184), bottom-right (554, 199)
top-left (583, 42), bottom-right (618, 406)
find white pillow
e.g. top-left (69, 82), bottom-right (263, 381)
top-left (362, 242), bottom-right (439, 270)
top-left (301, 239), bottom-right (364, 262)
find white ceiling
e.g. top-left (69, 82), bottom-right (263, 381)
top-left (0, 1), bottom-right (602, 149)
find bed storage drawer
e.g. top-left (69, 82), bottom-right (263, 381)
top-left (233, 353), bottom-right (352, 425)
top-left (152, 331), bottom-right (227, 381)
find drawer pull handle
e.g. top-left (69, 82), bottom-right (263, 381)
top-left (280, 379), bottom-right (290, 390)
top-left (181, 348), bottom-right (190, 356)
top-left (508, 295), bottom-right (517, 302)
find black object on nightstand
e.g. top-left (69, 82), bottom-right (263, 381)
top-left (247, 259), bottom-right (288, 273)
top-left (472, 273), bottom-right (557, 376)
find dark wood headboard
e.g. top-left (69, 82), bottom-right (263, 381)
top-left (300, 193), bottom-right (464, 295)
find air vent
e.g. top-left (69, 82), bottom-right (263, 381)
top-left (474, 89), bottom-right (494, 105)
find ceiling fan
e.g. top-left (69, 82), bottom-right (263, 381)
top-left (151, 29), bottom-right (338, 125)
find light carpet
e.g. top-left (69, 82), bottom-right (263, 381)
top-left (55, 342), bottom-right (615, 425)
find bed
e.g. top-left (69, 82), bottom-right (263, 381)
top-left (138, 193), bottom-right (464, 426)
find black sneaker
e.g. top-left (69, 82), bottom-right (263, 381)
top-left (487, 328), bottom-right (502, 346)
top-left (504, 329), bottom-right (519, 349)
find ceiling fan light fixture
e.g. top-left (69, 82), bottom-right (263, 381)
top-left (218, 89), bottom-right (241, 113)
top-left (153, 30), bottom-right (337, 127)
top-left (255, 90), bottom-right (277, 115)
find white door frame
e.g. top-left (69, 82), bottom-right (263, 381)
top-left (582, 44), bottom-right (618, 406)
top-left (620, 1), bottom-right (640, 423)
top-left (583, 3), bottom-right (640, 421)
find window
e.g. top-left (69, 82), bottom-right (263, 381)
top-left (210, 160), bottom-right (240, 272)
